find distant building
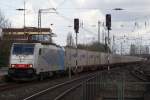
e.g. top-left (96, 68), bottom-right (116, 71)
top-left (141, 46), bottom-right (149, 54)
top-left (2, 27), bottom-right (52, 34)
top-left (146, 46), bottom-right (149, 54)
top-left (130, 44), bottom-right (149, 55)
top-left (1, 27), bottom-right (54, 42)
top-left (130, 44), bottom-right (136, 55)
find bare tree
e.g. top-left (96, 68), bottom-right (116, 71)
top-left (0, 10), bottom-right (11, 67)
top-left (0, 10), bottom-right (11, 28)
top-left (0, 10), bottom-right (11, 39)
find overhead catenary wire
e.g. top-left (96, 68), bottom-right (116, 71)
top-left (55, 0), bottom-right (69, 9)
top-left (55, 12), bottom-right (99, 36)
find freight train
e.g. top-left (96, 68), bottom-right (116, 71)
top-left (8, 42), bottom-right (144, 81)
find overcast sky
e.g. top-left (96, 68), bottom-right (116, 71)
top-left (1, 0), bottom-right (150, 54)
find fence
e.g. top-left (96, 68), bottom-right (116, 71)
top-left (58, 70), bottom-right (148, 100)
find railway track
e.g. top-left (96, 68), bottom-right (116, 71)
top-left (0, 82), bottom-right (42, 92)
top-left (0, 80), bottom-right (50, 92)
top-left (0, 71), bottom-right (98, 100)
top-left (0, 64), bottom-right (147, 100)
top-left (23, 65), bottom-right (146, 100)
top-left (126, 65), bottom-right (148, 81)
top-left (0, 83), bottom-right (19, 91)
top-left (23, 72), bottom-right (98, 100)
top-left (0, 73), bottom-right (75, 92)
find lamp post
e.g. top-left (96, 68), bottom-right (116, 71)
top-left (16, 1), bottom-right (26, 35)
top-left (38, 8), bottom-right (57, 34)
top-left (113, 8), bottom-right (125, 11)
top-left (16, 1), bottom-right (26, 28)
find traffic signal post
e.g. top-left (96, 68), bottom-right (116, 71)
top-left (106, 14), bottom-right (111, 70)
top-left (74, 18), bottom-right (79, 72)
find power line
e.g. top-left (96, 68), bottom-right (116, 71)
top-left (0, 2), bottom-right (17, 9)
top-left (56, 0), bottom-right (69, 9)
top-left (56, 12), bottom-right (99, 35)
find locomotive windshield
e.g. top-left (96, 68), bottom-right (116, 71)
top-left (12, 44), bottom-right (35, 55)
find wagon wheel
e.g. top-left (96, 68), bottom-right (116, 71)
top-left (78, 66), bottom-right (83, 73)
top-left (39, 73), bottom-right (44, 81)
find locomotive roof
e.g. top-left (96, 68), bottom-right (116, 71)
top-left (12, 42), bottom-right (62, 48)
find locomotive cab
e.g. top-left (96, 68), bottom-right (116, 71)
top-left (8, 43), bottom-right (37, 80)
top-left (8, 42), bottom-right (65, 81)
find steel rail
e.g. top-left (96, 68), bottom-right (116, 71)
top-left (54, 76), bottom-right (97, 100)
top-left (23, 72), bottom-right (97, 100)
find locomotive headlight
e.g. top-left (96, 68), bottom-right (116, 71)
top-left (29, 64), bottom-right (33, 68)
top-left (11, 64), bottom-right (15, 68)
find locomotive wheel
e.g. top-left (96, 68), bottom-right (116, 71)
top-left (77, 67), bottom-right (83, 73)
top-left (48, 72), bottom-right (53, 77)
top-left (91, 66), bottom-right (97, 71)
top-left (79, 67), bottom-right (83, 73)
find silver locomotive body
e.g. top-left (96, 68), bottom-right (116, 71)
top-left (8, 43), bottom-right (143, 80)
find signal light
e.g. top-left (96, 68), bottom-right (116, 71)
top-left (74, 18), bottom-right (79, 33)
top-left (106, 14), bottom-right (111, 30)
